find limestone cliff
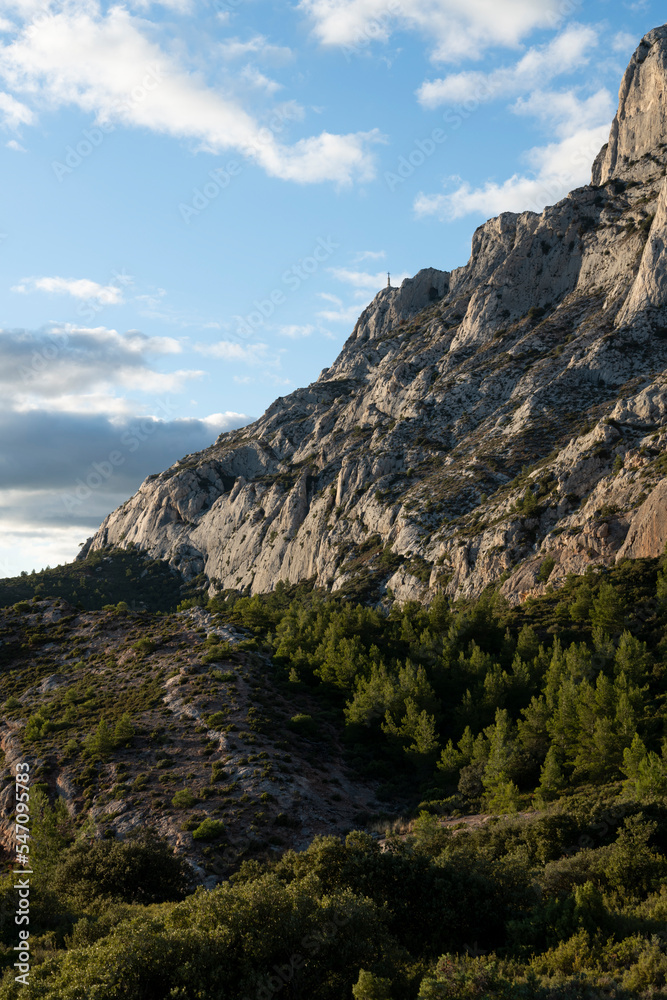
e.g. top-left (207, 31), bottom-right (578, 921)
top-left (81, 26), bottom-right (667, 606)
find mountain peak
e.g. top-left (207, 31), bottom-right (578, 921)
top-left (593, 24), bottom-right (667, 185)
top-left (81, 25), bottom-right (667, 609)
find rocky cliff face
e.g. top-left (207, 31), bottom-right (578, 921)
top-left (82, 26), bottom-right (667, 606)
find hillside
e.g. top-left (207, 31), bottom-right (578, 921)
top-left (1, 552), bottom-right (667, 996)
top-left (80, 26), bottom-right (667, 608)
top-left (2, 25), bottom-right (667, 1000)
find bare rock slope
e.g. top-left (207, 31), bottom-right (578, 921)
top-left (83, 26), bottom-right (667, 606)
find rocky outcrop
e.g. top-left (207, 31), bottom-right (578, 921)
top-left (593, 25), bottom-right (667, 186)
top-left (81, 26), bottom-right (667, 606)
top-left (616, 177), bottom-right (667, 327)
top-left (617, 479), bottom-right (667, 559)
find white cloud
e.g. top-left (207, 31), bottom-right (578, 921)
top-left (298, 0), bottom-right (564, 62)
top-left (201, 410), bottom-right (251, 431)
top-left (417, 24), bottom-right (597, 107)
top-left (0, 5), bottom-right (381, 185)
top-left (329, 266), bottom-right (410, 290)
top-left (512, 87), bottom-right (614, 138)
top-left (353, 249), bottom-right (386, 262)
top-left (5, 136), bottom-right (24, 149)
top-left (317, 302), bottom-right (365, 323)
top-left (318, 292), bottom-right (343, 306)
top-left (0, 406), bottom-right (252, 574)
top-left (414, 84), bottom-right (613, 221)
top-left (238, 65), bottom-right (282, 95)
top-left (0, 521), bottom-right (99, 577)
top-left (278, 324), bottom-right (315, 338)
top-left (12, 276), bottom-right (125, 304)
top-left (415, 121), bottom-right (611, 220)
top-left (195, 339), bottom-right (270, 363)
top-left (218, 35), bottom-right (292, 62)
top-left (328, 267), bottom-right (390, 291)
top-left (0, 325), bottom-right (191, 404)
top-left (612, 31), bottom-right (638, 54)
top-left (0, 88), bottom-right (32, 126)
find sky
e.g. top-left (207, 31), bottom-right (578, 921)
top-left (0, 0), bottom-right (663, 576)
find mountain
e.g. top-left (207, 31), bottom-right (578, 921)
top-left (82, 26), bottom-right (667, 607)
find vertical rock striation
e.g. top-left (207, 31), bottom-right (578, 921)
top-left (81, 25), bottom-right (667, 605)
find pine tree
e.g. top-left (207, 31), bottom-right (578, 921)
top-left (548, 677), bottom-right (580, 767)
top-left (382, 698), bottom-right (440, 759)
top-left (621, 733), bottom-right (648, 784)
top-left (482, 709), bottom-right (519, 810)
top-left (622, 735), bottom-right (667, 798)
top-left (614, 632), bottom-right (652, 683)
top-left (86, 718), bottom-right (114, 759)
top-left (537, 745), bottom-right (564, 802)
top-left (428, 592), bottom-right (450, 633)
top-left (569, 582), bottom-right (593, 624)
top-left (590, 582), bottom-right (624, 635)
top-left (352, 970), bottom-right (392, 1000)
top-left (516, 624), bottom-right (539, 662)
top-left (113, 712), bottom-right (135, 747)
top-left (518, 695), bottom-right (551, 759)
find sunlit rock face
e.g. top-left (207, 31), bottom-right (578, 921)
top-left (82, 27), bottom-right (667, 606)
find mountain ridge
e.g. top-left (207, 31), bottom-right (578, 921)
top-left (81, 24), bottom-right (667, 607)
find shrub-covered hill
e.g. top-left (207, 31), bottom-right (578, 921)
top-left (0, 546), bottom-right (206, 613)
top-left (1, 788), bottom-right (667, 998)
top-left (0, 554), bottom-right (666, 996)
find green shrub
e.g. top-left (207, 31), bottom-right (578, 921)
top-left (536, 555), bottom-right (556, 583)
top-left (132, 637), bottom-right (156, 655)
top-left (207, 711), bottom-right (227, 728)
top-left (192, 818), bottom-right (225, 841)
top-left (51, 828), bottom-right (189, 904)
top-left (171, 788), bottom-right (198, 809)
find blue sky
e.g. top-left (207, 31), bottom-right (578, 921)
top-left (0, 0), bottom-right (663, 576)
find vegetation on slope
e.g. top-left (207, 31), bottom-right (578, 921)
top-left (0, 547), bottom-right (202, 612)
top-left (0, 554), bottom-right (666, 997)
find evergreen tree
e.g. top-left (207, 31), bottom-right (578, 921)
top-left (590, 582), bottom-right (624, 634)
top-left (113, 712), bottom-right (135, 747)
top-left (428, 592), bottom-right (450, 634)
top-left (86, 718), bottom-right (114, 759)
top-left (614, 632), bottom-right (652, 683)
top-left (516, 624), bottom-right (539, 662)
top-left (518, 695), bottom-right (550, 760)
top-left (482, 709), bottom-right (519, 810)
top-left (353, 970), bottom-right (393, 1000)
top-left (569, 581), bottom-right (593, 623)
top-left (622, 735), bottom-right (667, 798)
top-left (537, 745), bottom-right (564, 802)
top-left (543, 639), bottom-right (567, 711)
top-left (548, 677), bottom-right (580, 767)
top-left (382, 699), bottom-right (440, 760)
top-left (621, 732), bottom-right (648, 785)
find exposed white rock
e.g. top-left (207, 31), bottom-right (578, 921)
top-left (593, 25), bottom-right (667, 185)
top-left (81, 26), bottom-right (667, 606)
